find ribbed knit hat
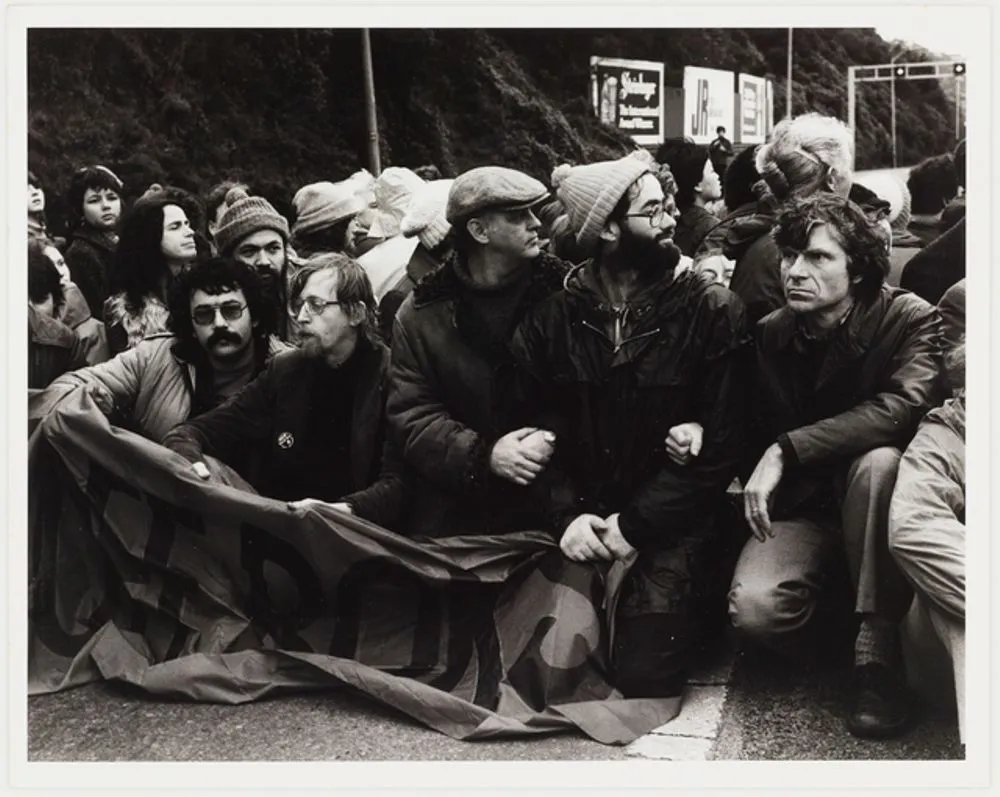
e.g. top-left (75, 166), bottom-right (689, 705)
top-left (214, 187), bottom-right (290, 255)
top-left (400, 179), bottom-right (454, 250)
top-left (551, 151), bottom-right (654, 250)
top-left (291, 180), bottom-right (367, 238)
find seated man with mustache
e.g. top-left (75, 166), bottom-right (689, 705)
top-left (510, 151), bottom-right (749, 699)
top-left (163, 254), bottom-right (403, 528)
top-left (31, 256), bottom-right (286, 443)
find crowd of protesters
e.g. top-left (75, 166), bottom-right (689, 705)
top-left (27, 112), bottom-right (967, 743)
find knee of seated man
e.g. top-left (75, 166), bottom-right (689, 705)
top-left (852, 446), bottom-right (902, 481)
top-left (728, 578), bottom-right (814, 641)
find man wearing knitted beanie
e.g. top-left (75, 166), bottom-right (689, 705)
top-left (386, 165), bottom-right (569, 538)
top-left (509, 151), bottom-right (748, 699)
top-left (214, 187), bottom-right (292, 339)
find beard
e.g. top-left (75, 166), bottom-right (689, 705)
top-left (615, 227), bottom-right (682, 277)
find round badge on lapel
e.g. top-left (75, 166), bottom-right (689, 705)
top-left (277, 432), bottom-right (295, 450)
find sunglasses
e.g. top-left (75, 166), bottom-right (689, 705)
top-left (191, 302), bottom-right (247, 326)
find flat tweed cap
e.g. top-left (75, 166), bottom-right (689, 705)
top-left (446, 166), bottom-right (549, 224)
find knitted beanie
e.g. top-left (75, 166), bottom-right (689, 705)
top-left (400, 179), bottom-right (454, 250)
top-left (291, 181), bottom-right (367, 238)
top-left (551, 151), bottom-right (653, 250)
top-left (214, 187), bottom-right (290, 255)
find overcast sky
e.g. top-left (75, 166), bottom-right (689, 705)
top-left (875, 20), bottom-right (967, 59)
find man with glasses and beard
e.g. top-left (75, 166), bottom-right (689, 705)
top-left (163, 253), bottom-right (403, 528)
top-left (509, 151), bottom-right (748, 700)
top-left (31, 256), bottom-right (284, 443)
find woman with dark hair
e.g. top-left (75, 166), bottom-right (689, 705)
top-left (63, 165), bottom-right (125, 321)
top-left (104, 185), bottom-right (199, 355)
top-left (28, 243), bottom-right (86, 388)
top-left (28, 237), bottom-right (109, 365)
top-left (27, 170), bottom-right (62, 246)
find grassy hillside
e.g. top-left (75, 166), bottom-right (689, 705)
top-left (27, 28), bottom-right (959, 234)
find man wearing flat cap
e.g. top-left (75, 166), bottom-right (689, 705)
top-left (386, 165), bottom-right (570, 537)
top-left (509, 151), bottom-right (749, 698)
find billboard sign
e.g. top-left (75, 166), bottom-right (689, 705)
top-left (682, 66), bottom-right (736, 144)
top-left (738, 73), bottom-right (769, 144)
top-left (590, 56), bottom-right (665, 146)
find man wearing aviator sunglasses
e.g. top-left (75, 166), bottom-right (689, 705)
top-left (32, 257), bottom-right (283, 444)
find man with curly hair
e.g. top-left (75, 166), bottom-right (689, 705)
top-left (164, 254), bottom-right (403, 528)
top-left (31, 256), bottom-right (284, 442)
top-left (729, 193), bottom-right (944, 739)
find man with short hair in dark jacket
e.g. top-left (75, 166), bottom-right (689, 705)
top-left (511, 152), bottom-right (748, 700)
top-left (386, 166), bottom-right (566, 538)
top-left (730, 194), bottom-right (944, 740)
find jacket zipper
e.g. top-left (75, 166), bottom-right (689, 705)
top-left (581, 320), bottom-right (661, 354)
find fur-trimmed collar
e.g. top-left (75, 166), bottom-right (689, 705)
top-left (411, 249), bottom-right (569, 309)
top-left (104, 292), bottom-right (171, 350)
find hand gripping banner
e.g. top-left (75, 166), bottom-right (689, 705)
top-left (28, 389), bottom-right (681, 744)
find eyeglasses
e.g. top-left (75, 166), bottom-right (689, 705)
top-left (191, 302), bottom-right (248, 326)
top-left (288, 296), bottom-right (341, 317)
top-left (624, 205), bottom-right (669, 228)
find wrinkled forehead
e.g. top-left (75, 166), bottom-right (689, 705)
top-left (190, 286), bottom-right (246, 308)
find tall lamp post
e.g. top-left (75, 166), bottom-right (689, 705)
top-left (361, 28), bottom-right (381, 176)
top-left (890, 50), bottom-right (903, 168)
top-left (786, 28), bottom-right (793, 119)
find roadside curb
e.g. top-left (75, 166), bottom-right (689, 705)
top-left (624, 641), bottom-right (736, 761)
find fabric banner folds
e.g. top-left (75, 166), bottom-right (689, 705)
top-left (28, 390), bottom-right (681, 744)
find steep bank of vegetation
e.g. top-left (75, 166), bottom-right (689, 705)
top-left (28, 28), bottom-right (958, 233)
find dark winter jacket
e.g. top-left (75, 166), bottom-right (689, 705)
top-left (750, 285), bottom-right (944, 519)
top-left (723, 205), bottom-right (782, 326)
top-left (64, 228), bottom-right (117, 322)
top-left (163, 338), bottom-right (403, 527)
top-left (900, 217), bottom-right (966, 306)
top-left (509, 262), bottom-right (749, 551)
top-left (673, 205), bottom-right (720, 259)
top-left (387, 250), bottom-right (569, 538)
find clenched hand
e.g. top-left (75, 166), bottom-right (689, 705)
top-left (560, 513), bottom-right (614, 562)
top-left (665, 422), bottom-right (703, 466)
top-left (490, 427), bottom-right (556, 486)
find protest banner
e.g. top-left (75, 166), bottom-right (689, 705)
top-left (28, 389), bottom-right (682, 743)
top-left (590, 56), bottom-right (665, 146)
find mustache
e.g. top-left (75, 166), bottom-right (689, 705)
top-left (206, 329), bottom-right (242, 347)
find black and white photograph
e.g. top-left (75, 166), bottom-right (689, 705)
top-left (8, 3), bottom-right (993, 793)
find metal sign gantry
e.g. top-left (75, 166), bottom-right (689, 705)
top-left (846, 60), bottom-right (965, 167)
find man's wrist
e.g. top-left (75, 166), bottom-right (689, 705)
top-left (774, 435), bottom-right (797, 466)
